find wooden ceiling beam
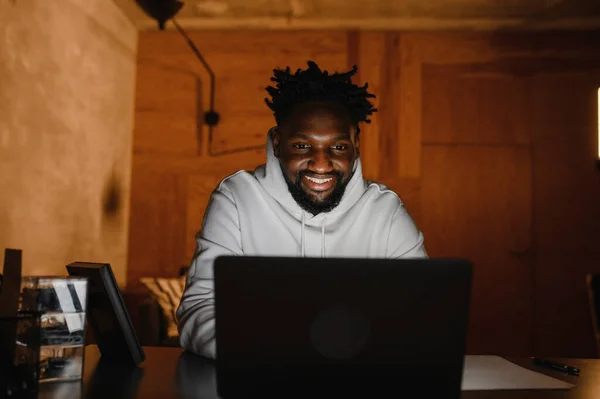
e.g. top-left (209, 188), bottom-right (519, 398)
top-left (133, 16), bottom-right (600, 31)
top-left (113, 0), bottom-right (600, 31)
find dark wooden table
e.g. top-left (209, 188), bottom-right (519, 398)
top-left (37, 345), bottom-right (598, 398)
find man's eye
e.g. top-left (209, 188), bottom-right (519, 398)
top-left (293, 144), bottom-right (309, 149)
top-left (333, 145), bottom-right (347, 151)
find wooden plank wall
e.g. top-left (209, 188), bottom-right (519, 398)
top-left (130, 30), bottom-right (600, 358)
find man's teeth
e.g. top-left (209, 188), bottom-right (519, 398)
top-left (305, 176), bottom-right (333, 184)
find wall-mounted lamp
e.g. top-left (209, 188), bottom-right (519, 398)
top-left (135, 0), bottom-right (220, 151)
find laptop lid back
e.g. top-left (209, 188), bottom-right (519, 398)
top-left (214, 256), bottom-right (472, 398)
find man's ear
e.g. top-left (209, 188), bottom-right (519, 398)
top-left (353, 129), bottom-right (360, 158)
top-left (272, 128), bottom-right (281, 158)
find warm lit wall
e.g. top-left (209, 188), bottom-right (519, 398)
top-left (0, 0), bottom-right (137, 286)
top-left (131, 29), bottom-right (600, 358)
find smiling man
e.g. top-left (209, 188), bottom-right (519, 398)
top-left (177, 61), bottom-right (427, 359)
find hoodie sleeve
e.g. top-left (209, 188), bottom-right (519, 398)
top-left (176, 186), bottom-right (242, 359)
top-left (386, 204), bottom-right (428, 258)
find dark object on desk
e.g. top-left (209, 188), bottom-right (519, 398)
top-left (533, 357), bottom-right (580, 376)
top-left (1, 249), bottom-right (40, 398)
top-left (0, 312), bottom-right (42, 398)
top-left (0, 249), bottom-right (22, 318)
top-left (66, 262), bottom-right (145, 367)
top-left (0, 249), bottom-right (22, 372)
top-left (214, 256), bottom-right (473, 398)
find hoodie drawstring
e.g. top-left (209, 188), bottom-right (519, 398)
top-left (321, 217), bottom-right (326, 258)
top-left (301, 212), bottom-right (306, 257)
top-left (300, 213), bottom-right (327, 258)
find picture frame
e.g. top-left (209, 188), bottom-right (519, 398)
top-left (66, 262), bottom-right (145, 367)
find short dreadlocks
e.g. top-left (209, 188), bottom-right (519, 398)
top-left (265, 61), bottom-right (377, 131)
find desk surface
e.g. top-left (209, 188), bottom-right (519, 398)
top-left (38, 345), bottom-right (598, 398)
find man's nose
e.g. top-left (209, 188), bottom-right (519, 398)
top-left (309, 151), bottom-right (333, 173)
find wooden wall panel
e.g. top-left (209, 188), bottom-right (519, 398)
top-left (420, 145), bottom-right (533, 356)
top-left (134, 63), bottom-right (199, 156)
top-left (422, 65), bottom-right (531, 145)
top-left (376, 33), bottom-right (402, 182)
top-left (532, 73), bottom-right (600, 253)
top-left (354, 32), bottom-right (422, 221)
top-left (531, 71), bottom-right (600, 357)
top-left (398, 35), bottom-right (422, 179)
top-left (354, 32), bottom-right (384, 181)
top-left (128, 170), bottom-right (189, 282)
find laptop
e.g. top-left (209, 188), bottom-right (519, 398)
top-left (213, 256), bottom-right (472, 398)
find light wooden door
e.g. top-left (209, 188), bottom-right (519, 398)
top-left (398, 33), bottom-right (535, 356)
top-left (420, 62), bottom-right (533, 356)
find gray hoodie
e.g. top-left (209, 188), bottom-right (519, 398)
top-left (176, 128), bottom-right (427, 359)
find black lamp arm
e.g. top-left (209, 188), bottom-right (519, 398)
top-left (171, 18), bottom-right (219, 126)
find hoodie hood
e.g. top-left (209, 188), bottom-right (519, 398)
top-left (254, 127), bottom-right (367, 225)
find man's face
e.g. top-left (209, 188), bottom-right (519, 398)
top-left (272, 102), bottom-right (360, 215)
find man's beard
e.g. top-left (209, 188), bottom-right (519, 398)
top-left (283, 169), bottom-right (350, 215)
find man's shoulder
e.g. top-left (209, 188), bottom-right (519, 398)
top-left (215, 169), bottom-right (260, 195)
top-left (358, 182), bottom-right (415, 223)
top-left (362, 181), bottom-right (404, 207)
